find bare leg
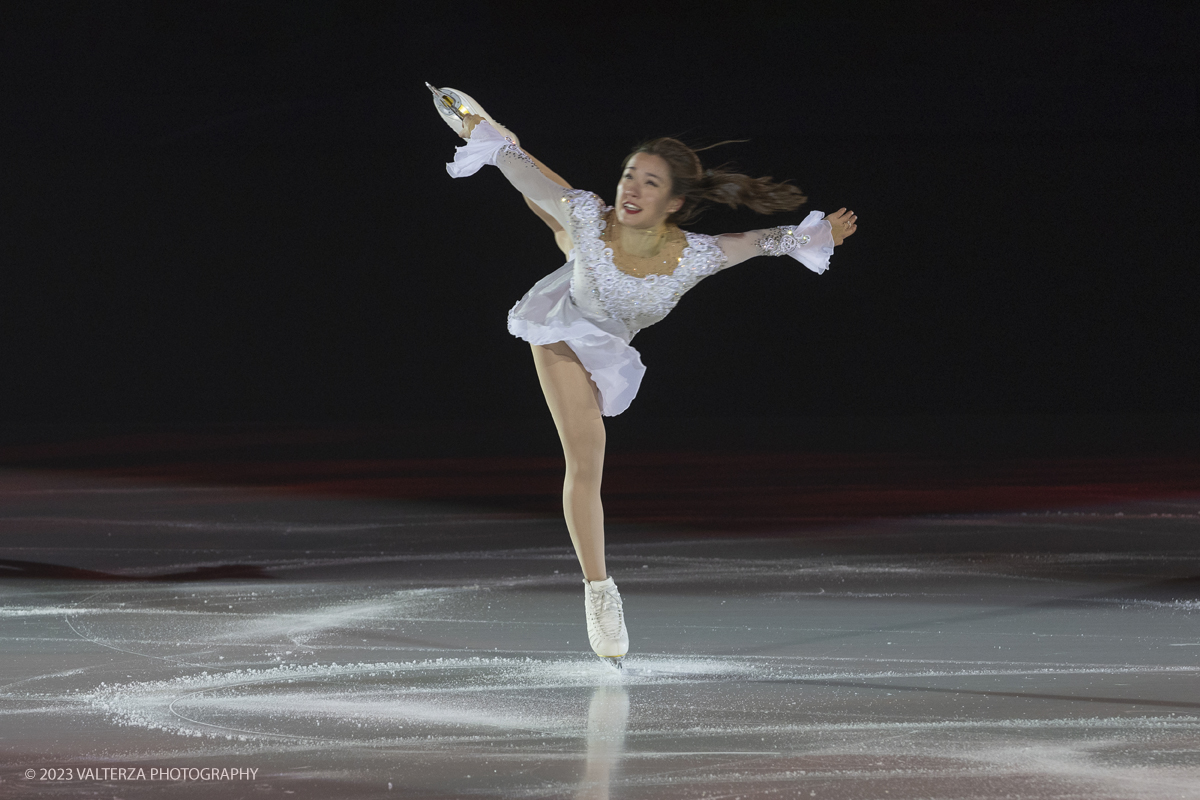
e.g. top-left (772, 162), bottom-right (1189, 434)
top-left (530, 342), bottom-right (607, 581)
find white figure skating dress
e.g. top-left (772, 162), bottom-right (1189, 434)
top-left (447, 121), bottom-right (837, 416)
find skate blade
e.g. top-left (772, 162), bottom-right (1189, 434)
top-left (598, 655), bottom-right (624, 670)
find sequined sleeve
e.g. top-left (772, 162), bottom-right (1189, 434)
top-left (493, 144), bottom-right (573, 230)
top-left (715, 210), bottom-right (836, 274)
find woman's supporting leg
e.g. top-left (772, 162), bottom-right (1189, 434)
top-left (530, 342), bottom-right (607, 581)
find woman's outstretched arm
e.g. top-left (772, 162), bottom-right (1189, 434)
top-left (458, 114), bottom-right (575, 255)
top-left (716, 208), bottom-right (857, 274)
top-left (522, 152), bottom-right (571, 217)
top-left (521, 153), bottom-right (573, 256)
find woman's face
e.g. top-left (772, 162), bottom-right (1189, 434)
top-left (614, 153), bottom-right (684, 229)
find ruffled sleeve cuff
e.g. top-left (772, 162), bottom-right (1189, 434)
top-left (784, 210), bottom-right (836, 275)
top-left (445, 120), bottom-right (512, 178)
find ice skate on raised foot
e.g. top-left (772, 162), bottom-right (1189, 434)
top-left (584, 577), bottom-right (629, 668)
top-left (425, 83), bottom-right (519, 143)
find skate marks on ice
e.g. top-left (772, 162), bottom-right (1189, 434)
top-left (8, 642), bottom-right (1200, 795)
top-left (16, 546), bottom-right (1200, 680)
top-left (83, 654), bottom-right (1200, 744)
top-left (5, 472), bottom-right (1200, 798)
top-left (27, 564), bottom-right (1200, 797)
top-left (78, 655), bottom-right (1200, 799)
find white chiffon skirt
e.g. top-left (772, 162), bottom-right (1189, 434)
top-left (507, 263), bottom-right (645, 416)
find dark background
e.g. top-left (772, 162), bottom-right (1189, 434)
top-left (1, 1), bottom-right (1196, 428)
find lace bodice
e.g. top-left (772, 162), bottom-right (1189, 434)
top-left (562, 190), bottom-right (727, 331)
top-left (447, 121), bottom-right (836, 334)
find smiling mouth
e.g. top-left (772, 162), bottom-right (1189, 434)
top-left (622, 203), bottom-right (642, 214)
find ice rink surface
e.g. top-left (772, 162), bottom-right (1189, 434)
top-left (1, 424), bottom-right (1199, 798)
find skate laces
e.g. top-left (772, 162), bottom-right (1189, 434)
top-left (588, 583), bottom-right (625, 638)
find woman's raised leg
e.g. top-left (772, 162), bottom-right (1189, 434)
top-left (530, 342), bottom-right (607, 581)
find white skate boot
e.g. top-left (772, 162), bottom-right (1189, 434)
top-left (426, 83), bottom-right (520, 144)
top-left (584, 577), bottom-right (629, 668)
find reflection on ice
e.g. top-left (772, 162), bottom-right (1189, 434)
top-left (578, 686), bottom-right (629, 800)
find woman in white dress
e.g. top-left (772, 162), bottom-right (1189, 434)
top-left (445, 111), bottom-right (857, 665)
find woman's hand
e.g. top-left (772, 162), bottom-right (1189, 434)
top-left (461, 113), bottom-right (485, 140)
top-left (825, 207), bottom-right (858, 246)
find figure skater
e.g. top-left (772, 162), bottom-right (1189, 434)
top-left (441, 102), bottom-right (856, 666)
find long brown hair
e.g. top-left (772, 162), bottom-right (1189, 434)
top-left (625, 138), bottom-right (807, 225)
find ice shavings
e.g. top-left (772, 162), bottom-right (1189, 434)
top-left (84, 654), bottom-right (1200, 745)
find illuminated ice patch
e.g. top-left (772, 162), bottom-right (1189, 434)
top-left (85, 654), bottom-right (1200, 746)
top-left (84, 655), bottom-right (757, 742)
